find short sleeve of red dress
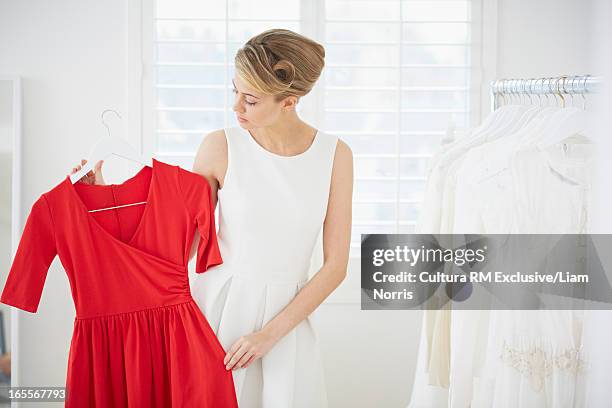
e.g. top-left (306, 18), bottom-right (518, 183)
top-left (1, 194), bottom-right (57, 313)
top-left (177, 167), bottom-right (223, 273)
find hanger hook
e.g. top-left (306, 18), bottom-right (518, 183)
top-left (515, 79), bottom-right (520, 104)
top-left (527, 79), bottom-right (532, 105)
top-left (492, 80), bottom-right (497, 108)
top-left (536, 77), bottom-right (544, 106)
top-left (562, 75), bottom-right (569, 107)
top-left (569, 75), bottom-right (577, 107)
top-left (507, 80), bottom-right (512, 104)
top-left (513, 79), bottom-right (518, 104)
top-left (552, 77), bottom-right (560, 106)
top-left (568, 76), bottom-right (575, 107)
top-left (494, 79), bottom-right (501, 108)
top-left (506, 79), bottom-right (511, 106)
top-left (524, 79), bottom-right (530, 105)
top-left (557, 76), bottom-right (566, 108)
top-left (561, 76), bottom-right (571, 106)
top-left (101, 109), bottom-right (122, 138)
top-left (581, 75), bottom-right (589, 110)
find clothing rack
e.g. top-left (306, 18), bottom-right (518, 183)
top-left (490, 74), bottom-right (602, 110)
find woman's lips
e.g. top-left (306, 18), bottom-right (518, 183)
top-left (237, 116), bottom-right (248, 123)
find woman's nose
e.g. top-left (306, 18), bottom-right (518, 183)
top-left (232, 100), bottom-right (245, 114)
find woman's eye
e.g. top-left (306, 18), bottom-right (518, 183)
top-left (232, 89), bottom-right (256, 105)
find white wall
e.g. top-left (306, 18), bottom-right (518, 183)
top-left (589, 0), bottom-right (611, 233)
top-left (496, 0), bottom-right (593, 78)
top-left (582, 1), bottom-right (612, 403)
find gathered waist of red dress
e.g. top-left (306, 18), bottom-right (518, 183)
top-left (74, 294), bottom-right (197, 321)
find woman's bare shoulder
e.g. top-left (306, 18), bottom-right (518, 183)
top-left (192, 129), bottom-right (228, 187)
top-left (328, 138), bottom-right (354, 193)
top-left (201, 129), bottom-right (228, 152)
top-left (333, 139), bottom-right (354, 169)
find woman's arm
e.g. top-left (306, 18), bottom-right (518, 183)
top-left (189, 130), bottom-right (228, 260)
top-left (224, 139), bottom-right (354, 370)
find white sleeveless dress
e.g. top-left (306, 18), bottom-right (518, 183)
top-left (191, 125), bottom-right (338, 408)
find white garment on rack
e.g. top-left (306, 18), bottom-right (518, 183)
top-left (412, 106), bottom-right (533, 403)
top-left (454, 142), bottom-right (592, 408)
top-left (410, 103), bottom-right (593, 408)
top-left (440, 106), bottom-right (588, 407)
top-left (190, 126), bottom-right (338, 408)
top-left (416, 105), bottom-right (529, 235)
top-left (579, 310), bottom-right (612, 407)
top-left (408, 107), bottom-right (527, 408)
top-left (408, 106), bottom-right (527, 408)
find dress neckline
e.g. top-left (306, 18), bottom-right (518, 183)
top-left (243, 127), bottom-right (320, 159)
top-left (64, 158), bottom-right (159, 249)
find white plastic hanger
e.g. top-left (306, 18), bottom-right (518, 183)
top-left (480, 77), bottom-right (591, 186)
top-left (483, 79), bottom-right (549, 142)
top-left (437, 79), bottom-right (516, 154)
top-left (70, 109), bottom-right (153, 212)
top-left (456, 79), bottom-right (532, 149)
top-left (531, 76), bottom-right (592, 149)
top-left (70, 110), bottom-right (152, 184)
top-left (470, 80), bottom-right (557, 184)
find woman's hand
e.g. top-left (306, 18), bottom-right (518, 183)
top-left (224, 330), bottom-right (277, 371)
top-left (70, 159), bottom-right (106, 185)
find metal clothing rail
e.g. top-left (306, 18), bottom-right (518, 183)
top-left (490, 74), bottom-right (602, 110)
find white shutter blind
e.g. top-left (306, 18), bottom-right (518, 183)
top-left (323, 0), bottom-right (474, 253)
top-left (152, 0), bottom-right (301, 166)
top-left (148, 0), bottom-right (478, 257)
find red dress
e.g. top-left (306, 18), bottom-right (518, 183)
top-left (0, 158), bottom-right (238, 407)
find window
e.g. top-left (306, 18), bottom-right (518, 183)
top-left (142, 0), bottom-right (482, 259)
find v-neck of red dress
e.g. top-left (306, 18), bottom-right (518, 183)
top-left (64, 158), bottom-right (157, 251)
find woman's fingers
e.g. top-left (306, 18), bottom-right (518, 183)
top-left (224, 339), bottom-right (242, 365)
top-left (225, 341), bottom-right (250, 370)
top-left (80, 159), bottom-right (96, 179)
top-left (234, 349), bottom-right (255, 369)
top-left (69, 159), bottom-right (106, 185)
top-left (226, 344), bottom-right (248, 370)
top-left (241, 353), bottom-right (257, 369)
top-left (93, 160), bottom-right (106, 185)
top-left (70, 159), bottom-right (87, 176)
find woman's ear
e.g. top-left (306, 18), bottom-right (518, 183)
top-left (282, 95), bottom-right (299, 111)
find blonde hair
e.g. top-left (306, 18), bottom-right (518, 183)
top-left (235, 29), bottom-right (325, 102)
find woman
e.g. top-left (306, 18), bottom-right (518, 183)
top-left (72, 28), bottom-right (353, 407)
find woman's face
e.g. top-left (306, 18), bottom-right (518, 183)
top-left (231, 76), bottom-right (295, 129)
